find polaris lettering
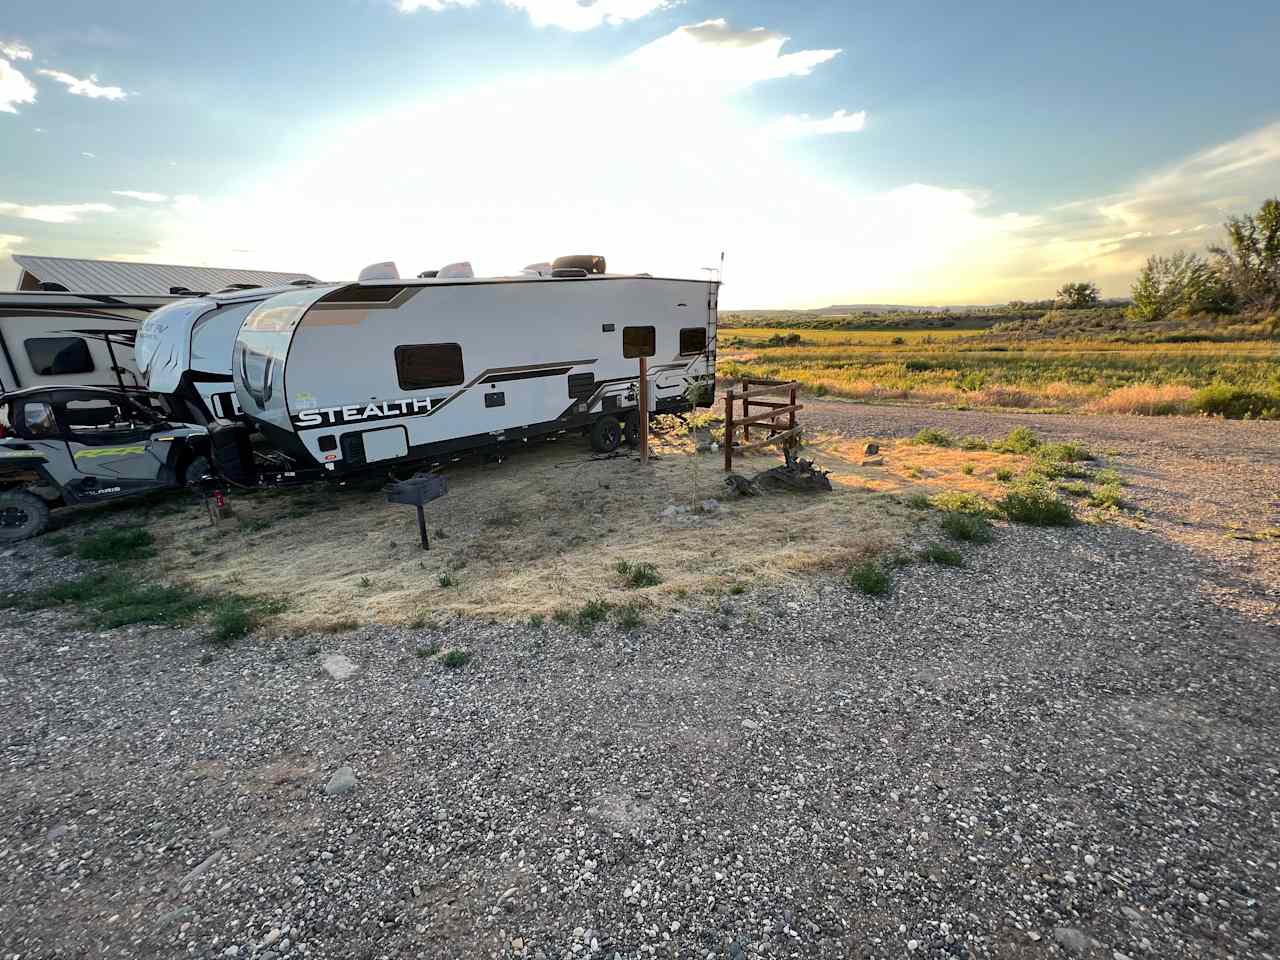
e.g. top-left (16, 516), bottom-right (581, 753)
top-left (292, 397), bottom-right (433, 429)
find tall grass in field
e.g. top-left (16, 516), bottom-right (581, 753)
top-left (718, 326), bottom-right (1280, 419)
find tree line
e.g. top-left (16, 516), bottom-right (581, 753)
top-left (1044, 197), bottom-right (1280, 321)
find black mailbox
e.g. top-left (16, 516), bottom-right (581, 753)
top-left (385, 473), bottom-right (448, 549)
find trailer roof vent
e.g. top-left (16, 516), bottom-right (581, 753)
top-left (417, 270), bottom-right (439, 279)
top-left (358, 261), bottom-right (400, 282)
top-left (38, 281), bottom-right (70, 292)
top-left (522, 262), bottom-right (553, 277)
top-left (437, 261), bottom-right (474, 279)
top-left (552, 255), bottom-right (606, 275)
top-left (551, 268), bottom-right (589, 278)
top-left (169, 286), bottom-right (209, 296)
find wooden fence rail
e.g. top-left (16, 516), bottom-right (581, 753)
top-left (723, 378), bottom-right (802, 472)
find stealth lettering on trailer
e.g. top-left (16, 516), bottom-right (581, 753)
top-left (293, 397), bottom-right (433, 429)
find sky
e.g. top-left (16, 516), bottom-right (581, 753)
top-left (1, 0), bottom-right (1278, 308)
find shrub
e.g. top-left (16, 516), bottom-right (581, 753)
top-left (994, 468), bottom-right (1014, 483)
top-left (615, 603), bottom-right (645, 629)
top-left (558, 599), bottom-right (611, 631)
top-left (1089, 482), bottom-right (1126, 510)
top-left (615, 560), bottom-right (662, 588)
top-left (1193, 385), bottom-right (1280, 420)
top-left (904, 359), bottom-right (932, 372)
top-left (847, 560), bottom-right (891, 595)
top-left (919, 544), bottom-right (964, 566)
top-left (1093, 468), bottom-right (1127, 486)
top-left (437, 572), bottom-right (455, 588)
top-left (940, 512), bottom-right (994, 544)
top-left (904, 492), bottom-right (934, 510)
top-left (958, 436), bottom-right (989, 451)
top-left (1057, 480), bottom-right (1090, 497)
top-left (77, 526), bottom-right (155, 562)
top-left (998, 483), bottom-right (1076, 526)
top-left (991, 427), bottom-right (1039, 454)
top-left (930, 491), bottom-right (996, 516)
top-left (1037, 441), bottom-right (1094, 463)
top-left (439, 648), bottom-right (471, 669)
top-left (207, 595), bottom-right (288, 646)
top-left (911, 427), bottom-right (952, 447)
top-left (961, 463), bottom-right (975, 475)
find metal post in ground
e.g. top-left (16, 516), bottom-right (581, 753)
top-left (638, 356), bottom-right (650, 466)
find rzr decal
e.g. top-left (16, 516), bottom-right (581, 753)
top-left (73, 445), bottom-right (146, 460)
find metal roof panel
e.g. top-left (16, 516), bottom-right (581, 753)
top-left (11, 255), bottom-right (316, 296)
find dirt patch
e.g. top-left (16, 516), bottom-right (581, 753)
top-left (147, 430), bottom-right (1006, 628)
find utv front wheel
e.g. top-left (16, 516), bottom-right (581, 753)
top-left (589, 415), bottom-right (622, 453)
top-left (182, 456), bottom-right (213, 488)
top-left (0, 490), bottom-right (51, 542)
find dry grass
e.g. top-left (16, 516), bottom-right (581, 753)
top-left (1088, 384), bottom-right (1195, 416)
top-left (147, 430), bottom-right (1019, 628)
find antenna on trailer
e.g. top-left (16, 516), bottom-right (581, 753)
top-left (701, 251), bottom-right (725, 286)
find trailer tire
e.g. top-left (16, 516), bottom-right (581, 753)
top-left (182, 456), bottom-right (212, 488)
top-left (589, 415), bottom-right (622, 453)
top-left (0, 489), bottom-right (50, 542)
top-left (623, 412), bottom-right (641, 447)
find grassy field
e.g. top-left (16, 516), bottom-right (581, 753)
top-left (719, 326), bottom-right (1280, 417)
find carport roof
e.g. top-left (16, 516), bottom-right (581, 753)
top-left (13, 255), bottom-right (316, 296)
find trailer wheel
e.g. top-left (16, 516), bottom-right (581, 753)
top-left (0, 489), bottom-right (51, 542)
top-left (623, 412), bottom-right (641, 447)
top-left (589, 415), bottom-right (622, 453)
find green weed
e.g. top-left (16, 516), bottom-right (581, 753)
top-left (614, 560), bottom-right (662, 588)
top-left (998, 482), bottom-right (1076, 526)
top-left (992, 427), bottom-right (1040, 454)
top-left (77, 526), bottom-right (154, 563)
top-left (911, 427), bottom-right (952, 447)
top-left (439, 648), bottom-right (471, 669)
top-left (919, 544), bottom-right (965, 566)
top-left (930, 491), bottom-right (996, 516)
top-left (847, 560), bottom-right (891, 595)
top-left (940, 512), bottom-right (994, 544)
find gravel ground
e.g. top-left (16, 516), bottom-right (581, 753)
top-left (2, 405), bottom-right (1278, 960)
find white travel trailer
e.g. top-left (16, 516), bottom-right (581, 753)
top-left (0, 291), bottom-right (172, 394)
top-left (135, 281), bottom-right (327, 423)
top-left (232, 266), bottom-right (718, 475)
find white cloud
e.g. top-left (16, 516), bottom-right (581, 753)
top-left (396, 0), bottom-right (477, 10)
top-left (126, 20), bottom-right (1028, 305)
top-left (1, 40), bottom-right (33, 61)
top-left (770, 108), bottom-right (867, 137)
top-left (112, 190), bottom-right (169, 203)
top-left (0, 59), bottom-right (37, 114)
top-left (0, 201), bottom-right (116, 224)
top-left (115, 19), bottom-right (1280, 305)
top-left (625, 19), bottom-right (841, 96)
top-left (504, 0), bottom-right (673, 31)
top-left (81, 151), bottom-right (96, 159)
top-left (37, 68), bottom-right (127, 101)
top-left (396, 0), bottom-right (671, 30)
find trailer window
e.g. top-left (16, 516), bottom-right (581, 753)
top-left (622, 326), bottom-right (655, 359)
top-left (25, 337), bottom-right (94, 377)
top-left (395, 343), bottom-right (464, 390)
top-left (679, 327), bottom-right (707, 355)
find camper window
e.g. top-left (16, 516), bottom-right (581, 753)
top-left (622, 326), bottom-right (656, 359)
top-left (679, 327), bottom-right (707, 355)
top-left (395, 343), bottom-right (465, 390)
top-left (25, 337), bottom-right (94, 377)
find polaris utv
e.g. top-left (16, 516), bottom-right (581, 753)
top-left (0, 385), bottom-right (212, 541)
